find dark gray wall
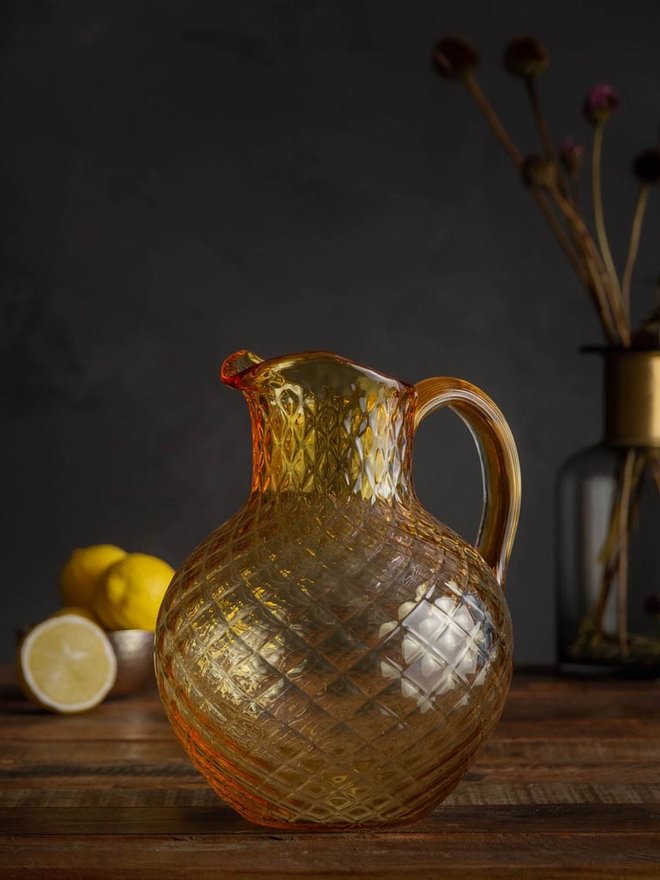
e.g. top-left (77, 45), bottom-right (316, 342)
top-left (2, 0), bottom-right (659, 662)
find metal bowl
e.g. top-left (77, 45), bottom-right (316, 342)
top-left (107, 630), bottom-right (155, 697)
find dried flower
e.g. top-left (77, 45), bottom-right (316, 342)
top-left (502, 36), bottom-right (549, 78)
top-left (583, 84), bottom-right (620, 124)
top-left (521, 155), bottom-right (556, 189)
top-left (432, 36), bottom-right (479, 80)
top-left (632, 147), bottom-right (660, 185)
top-left (560, 137), bottom-right (584, 177)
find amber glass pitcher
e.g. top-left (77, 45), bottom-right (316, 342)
top-left (155, 351), bottom-right (521, 829)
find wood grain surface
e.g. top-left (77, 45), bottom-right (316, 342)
top-left (1, 667), bottom-right (659, 879)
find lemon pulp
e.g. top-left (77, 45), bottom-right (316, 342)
top-left (19, 615), bottom-right (117, 713)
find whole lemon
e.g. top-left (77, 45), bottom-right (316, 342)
top-left (59, 545), bottom-right (127, 610)
top-left (93, 553), bottom-right (174, 631)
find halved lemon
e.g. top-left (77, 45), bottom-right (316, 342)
top-left (18, 614), bottom-right (117, 713)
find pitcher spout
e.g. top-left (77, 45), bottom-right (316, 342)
top-left (220, 350), bottom-right (265, 389)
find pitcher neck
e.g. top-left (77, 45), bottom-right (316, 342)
top-left (245, 386), bottom-right (416, 503)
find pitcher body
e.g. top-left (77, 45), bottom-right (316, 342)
top-left (155, 350), bottom-right (521, 828)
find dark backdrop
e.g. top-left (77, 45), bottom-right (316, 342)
top-left (2, 0), bottom-right (659, 662)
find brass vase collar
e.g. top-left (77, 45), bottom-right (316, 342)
top-left (603, 349), bottom-right (660, 448)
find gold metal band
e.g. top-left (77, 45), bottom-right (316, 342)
top-left (605, 351), bottom-right (660, 447)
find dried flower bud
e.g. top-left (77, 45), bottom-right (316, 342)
top-left (560, 137), bottom-right (584, 177)
top-left (521, 155), bottom-right (556, 189)
top-left (502, 36), bottom-right (549, 78)
top-left (632, 147), bottom-right (660, 185)
top-left (583, 84), bottom-right (620, 124)
top-left (432, 36), bottom-right (479, 80)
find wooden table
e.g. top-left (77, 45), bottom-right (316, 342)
top-left (1, 667), bottom-right (659, 879)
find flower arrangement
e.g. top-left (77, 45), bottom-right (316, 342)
top-left (431, 35), bottom-right (660, 665)
top-left (432, 35), bottom-right (659, 347)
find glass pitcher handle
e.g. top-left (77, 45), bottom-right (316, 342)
top-left (414, 377), bottom-right (522, 587)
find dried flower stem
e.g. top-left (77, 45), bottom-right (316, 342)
top-left (525, 78), bottom-right (569, 196)
top-left (593, 558), bottom-right (617, 636)
top-left (591, 122), bottom-right (623, 303)
top-left (552, 188), bottom-right (624, 343)
top-left (533, 192), bottom-right (598, 291)
top-left (616, 450), bottom-right (635, 657)
top-left (460, 72), bottom-right (629, 345)
top-left (462, 72), bottom-right (521, 165)
top-left (461, 74), bottom-right (596, 305)
top-left (608, 289), bottom-right (631, 346)
top-left (593, 499), bottom-right (621, 635)
top-left (556, 185), bottom-right (629, 340)
top-left (628, 454), bottom-right (647, 535)
top-left (582, 252), bottom-right (620, 344)
top-left (570, 179), bottom-right (584, 219)
top-left (621, 184), bottom-right (651, 323)
top-left (651, 457), bottom-right (660, 494)
top-left (592, 451), bottom-right (649, 645)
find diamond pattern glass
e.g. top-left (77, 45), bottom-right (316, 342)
top-left (155, 351), bottom-right (521, 829)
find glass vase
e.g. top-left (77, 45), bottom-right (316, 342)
top-left (556, 349), bottom-right (660, 676)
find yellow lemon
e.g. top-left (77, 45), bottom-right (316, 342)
top-left (59, 545), bottom-right (127, 610)
top-left (18, 614), bottom-right (117, 713)
top-left (93, 553), bottom-right (174, 631)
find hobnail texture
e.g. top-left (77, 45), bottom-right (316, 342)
top-left (155, 351), bottom-right (519, 829)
